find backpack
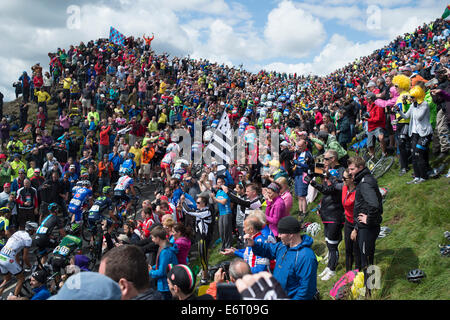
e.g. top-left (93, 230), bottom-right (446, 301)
top-left (329, 269), bottom-right (359, 300)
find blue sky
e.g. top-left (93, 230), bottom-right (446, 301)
top-left (0, 0), bottom-right (446, 101)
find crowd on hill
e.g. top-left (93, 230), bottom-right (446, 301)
top-left (0, 15), bottom-right (449, 301)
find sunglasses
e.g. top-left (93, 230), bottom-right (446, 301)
top-left (324, 157), bottom-right (333, 161)
top-left (343, 177), bottom-right (352, 181)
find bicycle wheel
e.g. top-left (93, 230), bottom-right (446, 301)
top-left (81, 213), bottom-right (93, 242)
top-left (372, 156), bottom-right (394, 179)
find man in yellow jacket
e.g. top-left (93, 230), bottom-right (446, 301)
top-left (35, 87), bottom-right (51, 116)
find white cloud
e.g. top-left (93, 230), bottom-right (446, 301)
top-left (264, 1), bottom-right (326, 58)
top-left (257, 34), bottom-right (388, 76)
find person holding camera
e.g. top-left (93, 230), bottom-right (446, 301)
top-left (304, 150), bottom-right (345, 281)
top-left (205, 258), bottom-right (252, 300)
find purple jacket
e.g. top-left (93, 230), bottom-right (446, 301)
top-left (174, 236), bottom-right (191, 265)
top-left (265, 196), bottom-right (286, 237)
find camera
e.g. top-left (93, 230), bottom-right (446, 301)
top-left (314, 162), bottom-right (325, 176)
top-left (208, 261), bottom-right (231, 281)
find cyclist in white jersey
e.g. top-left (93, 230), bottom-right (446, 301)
top-left (113, 168), bottom-right (136, 214)
top-left (0, 221), bottom-right (38, 298)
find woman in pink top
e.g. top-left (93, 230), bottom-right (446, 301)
top-left (171, 223), bottom-right (192, 265)
top-left (276, 177), bottom-right (293, 218)
top-left (263, 182), bottom-right (286, 238)
top-left (59, 110), bottom-right (71, 130)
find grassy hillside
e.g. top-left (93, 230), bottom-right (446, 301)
top-left (203, 157), bottom-right (450, 300)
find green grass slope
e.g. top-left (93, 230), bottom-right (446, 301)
top-left (202, 158), bottom-right (450, 300)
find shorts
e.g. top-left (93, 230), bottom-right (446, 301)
top-left (294, 175), bottom-right (308, 197)
top-left (140, 163), bottom-right (151, 175)
top-left (0, 254), bottom-right (23, 275)
top-left (34, 235), bottom-right (57, 255)
top-left (161, 162), bottom-right (170, 170)
top-left (366, 127), bottom-right (385, 148)
top-left (69, 207), bottom-right (83, 223)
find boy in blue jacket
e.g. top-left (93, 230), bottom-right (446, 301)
top-left (245, 216), bottom-right (318, 300)
top-left (149, 226), bottom-right (178, 300)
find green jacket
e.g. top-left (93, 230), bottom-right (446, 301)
top-left (425, 90), bottom-right (437, 130)
top-left (0, 166), bottom-right (12, 185)
top-left (311, 134), bottom-right (347, 160)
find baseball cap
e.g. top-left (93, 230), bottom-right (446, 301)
top-left (70, 164), bottom-right (76, 169)
top-left (34, 168), bottom-right (40, 173)
top-left (49, 272), bottom-right (121, 300)
top-left (166, 264), bottom-right (196, 294)
top-left (3, 183), bottom-right (10, 188)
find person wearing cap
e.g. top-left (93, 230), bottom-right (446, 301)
top-left (167, 264), bottom-right (214, 300)
top-left (244, 216), bottom-right (318, 300)
top-left (49, 271), bottom-right (122, 300)
top-left (11, 168), bottom-right (26, 193)
top-left (0, 183), bottom-right (11, 208)
top-left (7, 269), bottom-right (51, 300)
top-left (262, 182), bottom-right (286, 238)
top-left (100, 245), bottom-right (162, 300)
top-left (30, 168), bottom-right (45, 191)
top-left (10, 154), bottom-right (26, 181)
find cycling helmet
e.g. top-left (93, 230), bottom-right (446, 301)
top-left (444, 231), bottom-right (450, 242)
top-left (81, 180), bottom-right (92, 188)
top-left (127, 152), bottom-right (135, 159)
top-left (440, 245), bottom-right (450, 257)
top-left (75, 181), bottom-right (83, 187)
top-left (407, 269), bottom-right (426, 283)
top-left (80, 171), bottom-right (89, 178)
top-left (306, 222), bottom-right (321, 237)
top-left (0, 207), bottom-right (11, 215)
top-left (102, 186), bottom-right (112, 194)
top-left (25, 221), bottom-right (38, 232)
top-left (172, 173), bottom-right (182, 180)
top-left (48, 203), bottom-right (61, 214)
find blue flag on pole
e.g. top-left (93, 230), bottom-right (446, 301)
top-left (109, 26), bottom-right (126, 46)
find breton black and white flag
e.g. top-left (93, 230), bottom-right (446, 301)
top-left (204, 111), bottom-right (233, 165)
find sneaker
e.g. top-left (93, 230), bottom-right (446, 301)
top-left (414, 178), bottom-right (426, 184)
top-left (399, 168), bottom-right (407, 176)
top-left (318, 267), bottom-right (330, 277)
top-left (406, 177), bottom-right (419, 185)
top-left (321, 269), bottom-right (336, 281)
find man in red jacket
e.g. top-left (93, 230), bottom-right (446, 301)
top-left (365, 93), bottom-right (387, 157)
top-left (99, 121), bottom-right (111, 160)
